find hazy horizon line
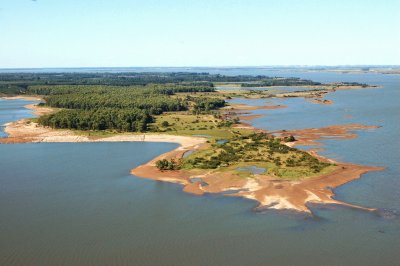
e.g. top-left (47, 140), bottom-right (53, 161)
top-left (1, 65), bottom-right (399, 70)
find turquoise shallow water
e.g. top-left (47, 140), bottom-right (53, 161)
top-left (1, 71), bottom-right (399, 265)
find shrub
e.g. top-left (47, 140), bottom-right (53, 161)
top-left (155, 159), bottom-right (179, 170)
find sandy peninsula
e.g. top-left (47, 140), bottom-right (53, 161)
top-left (131, 122), bottom-right (384, 214)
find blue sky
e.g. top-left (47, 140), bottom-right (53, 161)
top-left (0, 0), bottom-right (399, 68)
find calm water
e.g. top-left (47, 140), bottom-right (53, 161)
top-left (1, 71), bottom-right (399, 265)
top-left (0, 99), bottom-right (37, 137)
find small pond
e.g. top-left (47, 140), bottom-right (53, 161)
top-left (236, 166), bottom-right (266, 174)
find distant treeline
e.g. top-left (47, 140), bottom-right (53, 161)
top-left (241, 78), bottom-right (369, 88)
top-left (0, 72), bottom-right (330, 95)
top-left (241, 77), bottom-right (322, 87)
top-left (0, 72), bottom-right (269, 94)
top-left (26, 83), bottom-right (215, 96)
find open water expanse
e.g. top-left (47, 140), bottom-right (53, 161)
top-left (1, 69), bottom-right (399, 265)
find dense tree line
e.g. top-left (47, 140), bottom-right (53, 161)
top-left (26, 83), bottom-right (215, 96)
top-left (38, 108), bottom-right (152, 132)
top-left (43, 93), bottom-right (187, 114)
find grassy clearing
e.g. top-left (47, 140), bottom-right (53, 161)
top-left (149, 112), bottom-right (251, 139)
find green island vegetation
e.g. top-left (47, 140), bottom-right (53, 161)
top-left (0, 71), bottom-right (369, 179)
top-left (157, 132), bottom-right (335, 179)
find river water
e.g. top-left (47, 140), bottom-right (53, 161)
top-left (0, 71), bottom-right (399, 265)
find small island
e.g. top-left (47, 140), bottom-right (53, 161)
top-left (1, 72), bottom-right (383, 214)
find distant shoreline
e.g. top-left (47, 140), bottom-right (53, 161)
top-left (1, 65), bottom-right (399, 74)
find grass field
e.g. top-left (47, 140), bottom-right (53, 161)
top-left (149, 112), bottom-right (251, 139)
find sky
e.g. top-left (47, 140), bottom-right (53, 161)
top-left (0, 0), bottom-right (399, 68)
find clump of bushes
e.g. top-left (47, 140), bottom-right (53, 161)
top-left (284, 135), bottom-right (296, 142)
top-left (155, 159), bottom-right (180, 170)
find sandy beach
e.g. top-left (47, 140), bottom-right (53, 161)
top-left (223, 103), bottom-right (287, 111)
top-left (1, 95), bottom-right (43, 101)
top-left (1, 118), bottom-right (207, 147)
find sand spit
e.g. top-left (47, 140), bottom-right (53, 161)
top-left (24, 104), bottom-right (55, 116)
top-left (224, 104), bottom-right (287, 111)
top-left (275, 124), bottom-right (380, 146)
top-left (1, 95), bottom-right (43, 101)
top-left (1, 96), bottom-right (53, 117)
